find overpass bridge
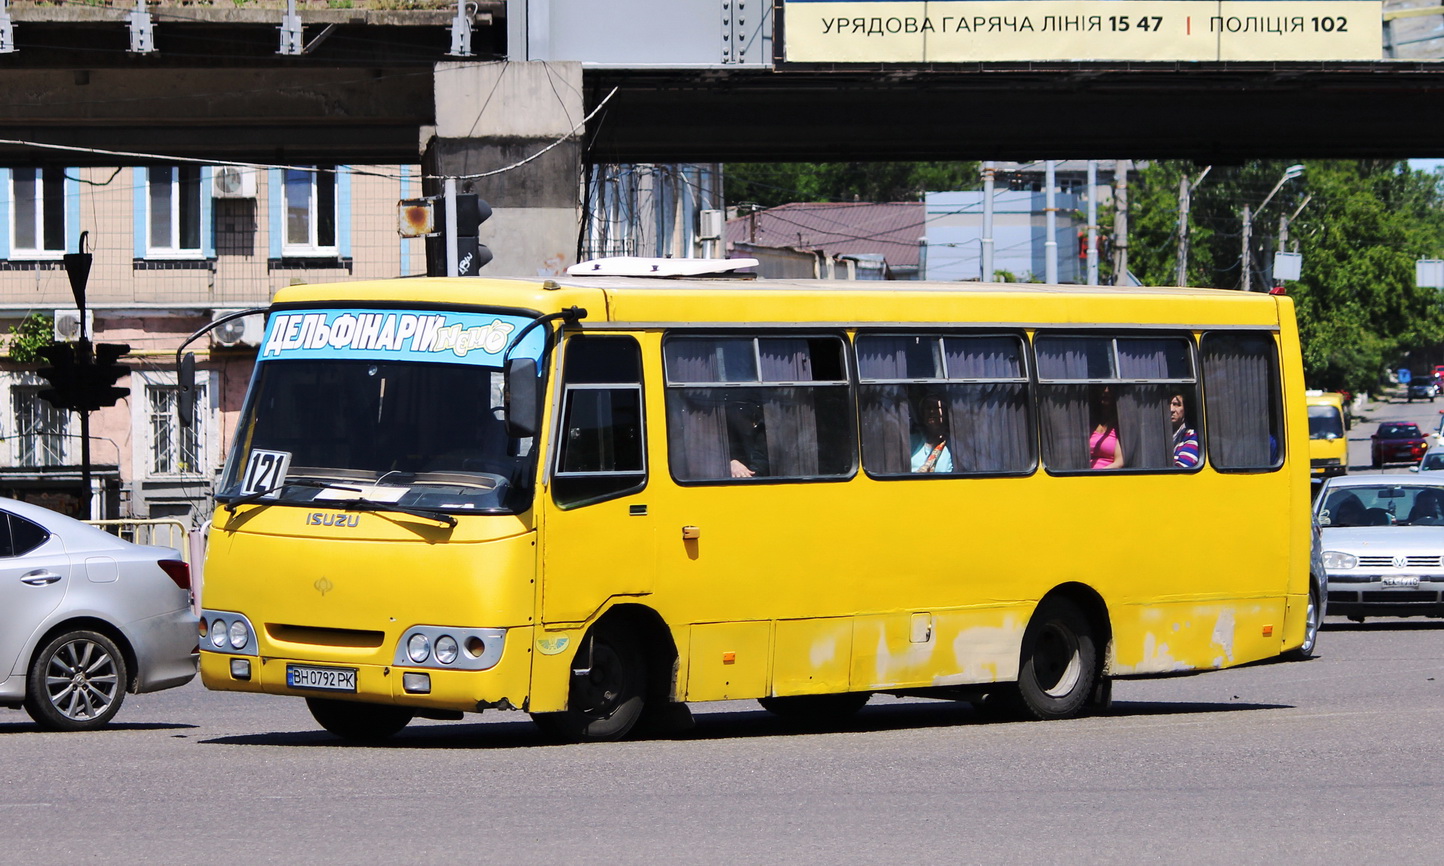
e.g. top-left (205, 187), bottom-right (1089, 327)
top-left (2, 0), bottom-right (1444, 273)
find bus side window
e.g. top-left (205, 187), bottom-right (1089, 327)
top-left (856, 332), bottom-right (1033, 476)
top-left (1036, 333), bottom-right (1198, 472)
top-left (552, 335), bottom-right (647, 508)
top-left (1200, 331), bottom-right (1283, 470)
top-left (663, 334), bottom-right (854, 483)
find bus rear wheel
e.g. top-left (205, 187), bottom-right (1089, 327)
top-left (531, 625), bottom-right (646, 743)
top-left (1012, 597), bottom-right (1098, 721)
top-left (306, 698), bottom-right (414, 743)
top-left (758, 692), bottom-right (871, 728)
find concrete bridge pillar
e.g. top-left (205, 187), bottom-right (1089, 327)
top-left (424, 61), bottom-right (583, 277)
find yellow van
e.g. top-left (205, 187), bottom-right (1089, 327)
top-left (1306, 390), bottom-right (1348, 478)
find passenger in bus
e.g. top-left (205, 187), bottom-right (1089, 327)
top-left (1088, 384), bottom-right (1125, 469)
top-left (1169, 390), bottom-right (1201, 468)
top-left (911, 392), bottom-right (953, 473)
top-left (726, 398), bottom-right (769, 478)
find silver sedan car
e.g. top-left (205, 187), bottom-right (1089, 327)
top-left (0, 498), bottom-right (198, 730)
top-left (1315, 473), bottom-right (1444, 622)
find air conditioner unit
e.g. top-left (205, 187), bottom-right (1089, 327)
top-left (210, 310), bottom-right (263, 348)
top-left (698, 209), bottom-right (724, 241)
top-left (212, 166), bottom-right (257, 199)
top-left (53, 309), bottom-right (93, 342)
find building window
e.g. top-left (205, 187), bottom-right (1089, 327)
top-left (283, 167), bottom-right (337, 255)
top-left (147, 166), bottom-right (203, 256)
top-left (10, 168), bottom-right (67, 258)
top-left (11, 385), bottom-right (69, 467)
top-left (147, 384), bottom-right (206, 477)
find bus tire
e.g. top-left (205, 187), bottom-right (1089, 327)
top-left (1013, 597), bottom-right (1098, 721)
top-left (531, 625), bottom-right (646, 743)
top-left (758, 692), bottom-right (871, 727)
top-left (306, 698), bottom-right (414, 742)
top-left (1283, 584), bottom-right (1323, 661)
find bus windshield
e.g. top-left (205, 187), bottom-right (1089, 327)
top-left (218, 358), bottom-right (532, 514)
top-left (1308, 404), bottom-right (1344, 440)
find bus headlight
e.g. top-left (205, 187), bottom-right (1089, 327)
top-left (407, 633), bottom-right (432, 664)
top-left (228, 619), bottom-right (250, 650)
top-left (394, 626), bottom-right (506, 671)
top-left (1323, 551), bottom-right (1357, 569)
top-left (434, 634), bottom-right (459, 664)
top-left (209, 619), bottom-right (228, 648)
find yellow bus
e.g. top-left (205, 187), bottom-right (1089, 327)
top-left (1305, 390), bottom-right (1349, 479)
top-left (193, 270), bottom-right (1320, 742)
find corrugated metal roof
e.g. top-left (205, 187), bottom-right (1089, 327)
top-left (725, 202), bottom-right (924, 271)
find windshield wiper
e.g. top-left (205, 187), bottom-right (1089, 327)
top-left (220, 478), bottom-right (364, 513)
top-left (327, 498), bottom-right (458, 528)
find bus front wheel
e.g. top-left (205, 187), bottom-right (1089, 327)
top-left (1012, 597), bottom-right (1099, 721)
top-left (531, 625), bottom-right (646, 743)
top-left (306, 698), bottom-right (414, 742)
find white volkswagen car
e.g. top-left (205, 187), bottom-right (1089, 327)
top-left (0, 498), bottom-right (198, 730)
top-left (1314, 474), bottom-right (1444, 622)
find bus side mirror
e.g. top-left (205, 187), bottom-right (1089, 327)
top-left (177, 352), bottom-right (196, 428)
top-left (504, 357), bottom-right (540, 439)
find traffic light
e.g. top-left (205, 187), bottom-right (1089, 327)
top-left (35, 342), bottom-right (82, 412)
top-left (33, 340), bottom-right (130, 412)
top-left (86, 342), bottom-right (131, 410)
top-left (425, 193), bottom-right (493, 276)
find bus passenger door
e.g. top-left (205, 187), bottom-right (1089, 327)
top-left (539, 334), bottom-right (655, 625)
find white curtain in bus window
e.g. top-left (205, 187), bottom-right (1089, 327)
top-left (1201, 332), bottom-right (1281, 470)
top-left (856, 333), bottom-right (1032, 476)
top-left (1035, 334), bottom-right (1196, 472)
top-left (663, 335), bottom-right (853, 482)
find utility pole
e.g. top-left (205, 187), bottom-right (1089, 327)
top-left (980, 161), bottom-right (996, 282)
top-left (1176, 165), bottom-right (1210, 287)
top-left (1044, 160), bottom-right (1058, 284)
top-left (1176, 174), bottom-right (1190, 286)
top-left (1240, 203), bottom-right (1253, 292)
top-left (1113, 159), bottom-right (1130, 285)
top-left (1086, 161), bottom-right (1099, 285)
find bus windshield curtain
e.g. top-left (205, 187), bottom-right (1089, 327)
top-left (941, 337), bottom-right (1031, 473)
top-left (1203, 332), bottom-right (1276, 468)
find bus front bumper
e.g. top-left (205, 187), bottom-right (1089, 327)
top-left (199, 641), bottom-right (532, 714)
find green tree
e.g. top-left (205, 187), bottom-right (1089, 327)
top-left (724, 161), bottom-right (980, 208)
top-left (1130, 160), bottom-right (1444, 394)
top-left (5, 313), bottom-right (54, 364)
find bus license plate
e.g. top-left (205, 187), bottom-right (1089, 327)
top-left (1383, 575), bottom-right (1421, 588)
top-left (286, 664), bottom-right (357, 692)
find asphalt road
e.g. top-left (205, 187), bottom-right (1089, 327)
top-left (1348, 388), bottom-right (1444, 472)
top-left (3, 618), bottom-right (1443, 865)
top-left (3, 390), bottom-right (1436, 865)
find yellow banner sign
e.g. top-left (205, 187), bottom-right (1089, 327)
top-left (781, 1), bottom-right (1383, 62)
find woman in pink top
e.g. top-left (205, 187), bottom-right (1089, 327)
top-left (1088, 385), bottom-right (1124, 469)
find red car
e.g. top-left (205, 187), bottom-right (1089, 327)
top-left (1371, 421), bottom-right (1428, 467)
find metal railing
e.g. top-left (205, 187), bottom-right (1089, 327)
top-left (85, 518), bottom-right (191, 563)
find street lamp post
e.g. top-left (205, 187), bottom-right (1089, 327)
top-left (1241, 164), bottom-right (1304, 291)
